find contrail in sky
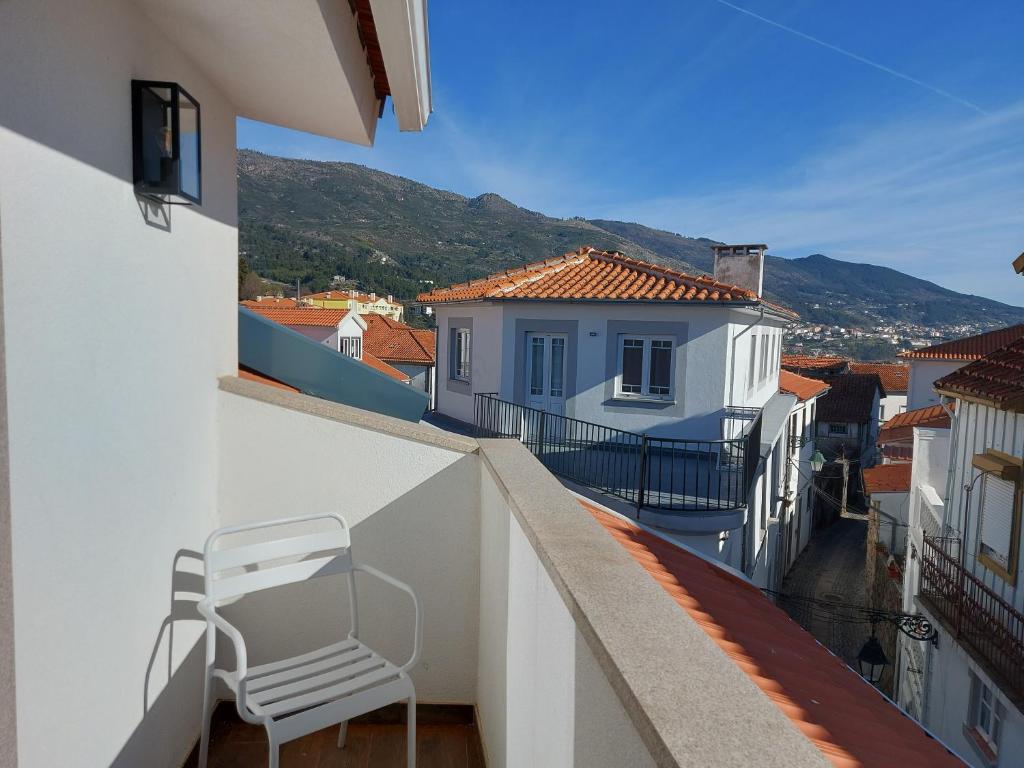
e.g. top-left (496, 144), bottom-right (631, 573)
top-left (709, 0), bottom-right (988, 115)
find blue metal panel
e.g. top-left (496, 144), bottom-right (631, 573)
top-left (238, 307), bottom-right (429, 423)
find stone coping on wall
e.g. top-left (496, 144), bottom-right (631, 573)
top-left (219, 376), bottom-right (478, 454)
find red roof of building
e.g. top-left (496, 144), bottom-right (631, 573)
top-left (416, 247), bottom-right (797, 317)
top-left (781, 355), bottom-right (850, 373)
top-left (237, 366), bottom-right (300, 393)
top-left (877, 404), bottom-right (953, 444)
top-left (934, 337), bottom-right (1024, 411)
top-left (305, 290), bottom-right (401, 307)
top-left (362, 314), bottom-right (436, 364)
top-left (897, 324), bottom-right (1024, 361)
top-left (816, 374), bottom-right (885, 424)
top-left (243, 305), bottom-right (350, 327)
top-left (361, 351), bottom-right (411, 383)
top-left (779, 370), bottom-right (831, 402)
top-left (849, 362), bottom-right (909, 394)
top-left (241, 297), bottom-right (301, 308)
top-left (583, 500), bottom-right (960, 767)
top-left (863, 464), bottom-right (913, 495)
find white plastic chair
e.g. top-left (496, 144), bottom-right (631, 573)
top-left (196, 513), bottom-right (422, 768)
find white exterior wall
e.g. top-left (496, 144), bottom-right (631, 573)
top-left (907, 360), bottom-right (964, 409)
top-left (878, 393), bottom-right (907, 423)
top-left (477, 461), bottom-right (657, 768)
top-left (869, 491), bottom-right (909, 556)
top-left (0, 1), bottom-right (237, 765)
top-left (435, 301), bottom-right (785, 439)
top-left (217, 389), bottom-right (481, 703)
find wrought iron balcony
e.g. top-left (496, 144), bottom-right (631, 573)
top-left (474, 393), bottom-right (761, 517)
top-left (919, 535), bottom-right (1024, 703)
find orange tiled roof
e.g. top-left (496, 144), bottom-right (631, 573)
top-left (781, 354), bottom-right (849, 372)
top-left (850, 362), bottom-right (908, 393)
top-left (863, 464), bottom-right (913, 495)
top-left (237, 366), bottom-right (300, 393)
top-left (306, 290), bottom-right (401, 307)
top-left (241, 297), bottom-right (301, 308)
top-left (878, 403), bottom-right (953, 444)
top-left (897, 324), bottom-right (1024, 361)
top-left (361, 351), bottom-right (411, 383)
top-left (779, 370), bottom-right (830, 401)
top-left (243, 305), bottom-right (350, 327)
top-left (934, 337), bottom-right (1024, 411)
top-left (416, 247), bottom-right (797, 316)
top-left (582, 499), bottom-right (960, 768)
top-left (361, 314), bottom-right (436, 364)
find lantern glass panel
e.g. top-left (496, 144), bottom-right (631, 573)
top-left (178, 90), bottom-right (200, 202)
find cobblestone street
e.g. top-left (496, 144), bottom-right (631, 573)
top-left (779, 515), bottom-right (869, 666)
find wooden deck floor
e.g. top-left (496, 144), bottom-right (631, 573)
top-left (185, 702), bottom-right (485, 768)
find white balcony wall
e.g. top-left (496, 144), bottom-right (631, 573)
top-left (0, 1), bottom-right (237, 765)
top-left (216, 384), bottom-right (481, 703)
top-left (477, 455), bottom-right (656, 768)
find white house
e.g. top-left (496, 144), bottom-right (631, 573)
top-left (898, 336), bottom-right (1024, 766)
top-left (419, 244), bottom-right (808, 587)
top-left (899, 324), bottom-right (1024, 409)
top-left (863, 463), bottom-right (912, 557)
top-left (245, 305), bottom-right (367, 356)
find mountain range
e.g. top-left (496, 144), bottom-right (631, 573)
top-left (238, 150), bottom-right (1024, 332)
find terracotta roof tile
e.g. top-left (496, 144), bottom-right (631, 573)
top-left (934, 337), bottom-right (1024, 411)
top-left (242, 297), bottom-right (301, 308)
top-left (877, 403), bottom-right (953, 444)
top-left (863, 464), bottom-right (913, 494)
top-left (816, 374), bottom-right (884, 424)
top-left (582, 500), bottom-right (960, 767)
top-left (416, 247), bottom-right (797, 317)
top-left (781, 355), bottom-right (850, 376)
top-left (305, 290), bottom-right (401, 307)
top-left (897, 324), bottom-right (1024, 361)
top-left (243, 305), bottom-right (350, 327)
top-left (237, 366), bottom-right (300, 393)
top-left (361, 314), bottom-right (436, 364)
top-left (361, 351), bottom-right (411, 383)
top-left (779, 370), bottom-right (831, 401)
top-left (849, 362), bottom-right (909, 393)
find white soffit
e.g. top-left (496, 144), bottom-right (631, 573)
top-left (136, 0), bottom-right (381, 144)
top-left (369, 0), bottom-right (432, 131)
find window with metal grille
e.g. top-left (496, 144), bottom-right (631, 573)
top-left (340, 336), bottom-right (361, 360)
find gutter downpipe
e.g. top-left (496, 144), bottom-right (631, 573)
top-left (733, 305), bottom-right (766, 578)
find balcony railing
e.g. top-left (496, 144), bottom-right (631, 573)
top-left (920, 535), bottom-right (1024, 701)
top-left (474, 393), bottom-right (761, 513)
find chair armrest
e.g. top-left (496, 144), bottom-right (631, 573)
top-left (197, 598), bottom-right (249, 683)
top-left (353, 563), bottom-right (422, 672)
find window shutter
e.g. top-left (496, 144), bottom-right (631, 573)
top-left (981, 476), bottom-right (1016, 561)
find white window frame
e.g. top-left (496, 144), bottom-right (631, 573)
top-left (339, 336), bottom-right (361, 360)
top-left (451, 327), bottom-right (471, 382)
top-left (615, 334), bottom-right (675, 401)
top-left (747, 334), bottom-right (758, 393)
top-left (968, 673), bottom-right (1005, 757)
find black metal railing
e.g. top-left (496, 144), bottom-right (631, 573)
top-left (475, 393), bottom-right (760, 513)
top-left (920, 535), bottom-right (1024, 701)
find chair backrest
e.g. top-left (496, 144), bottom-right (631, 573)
top-left (203, 513), bottom-right (352, 604)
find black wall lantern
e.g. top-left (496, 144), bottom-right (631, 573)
top-left (132, 80), bottom-right (201, 205)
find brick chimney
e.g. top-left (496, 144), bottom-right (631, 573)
top-left (713, 244), bottom-right (766, 296)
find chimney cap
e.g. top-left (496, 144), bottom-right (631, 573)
top-left (712, 244), bottom-right (767, 254)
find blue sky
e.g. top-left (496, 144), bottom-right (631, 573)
top-left (239, 0), bottom-right (1024, 306)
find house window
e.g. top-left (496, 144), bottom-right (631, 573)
top-left (747, 335), bottom-right (758, 392)
top-left (616, 335), bottom-right (674, 399)
top-left (978, 473), bottom-right (1020, 582)
top-left (451, 328), bottom-right (471, 381)
top-left (828, 422), bottom-right (849, 436)
top-left (967, 673), bottom-right (1005, 760)
top-left (340, 336), bottom-right (361, 359)
top-left (760, 335), bottom-right (769, 383)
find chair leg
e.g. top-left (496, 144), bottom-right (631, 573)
top-left (267, 731), bottom-right (279, 768)
top-left (407, 691), bottom-right (416, 768)
top-left (198, 632), bottom-right (215, 768)
top-left (337, 720), bottom-right (348, 749)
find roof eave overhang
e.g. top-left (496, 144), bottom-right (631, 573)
top-left (417, 296), bottom-right (796, 318)
top-left (935, 387), bottom-right (1024, 413)
top-left (369, 0), bottom-right (432, 131)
